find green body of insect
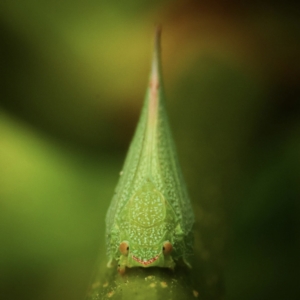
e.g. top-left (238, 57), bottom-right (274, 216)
top-left (105, 27), bottom-right (194, 274)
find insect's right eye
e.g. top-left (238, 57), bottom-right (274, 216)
top-left (162, 241), bottom-right (173, 255)
top-left (119, 241), bottom-right (129, 255)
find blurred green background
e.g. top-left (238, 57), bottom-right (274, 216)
top-left (0, 1), bottom-right (299, 299)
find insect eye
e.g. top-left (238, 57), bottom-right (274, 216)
top-left (162, 241), bottom-right (173, 255)
top-left (119, 241), bottom-right (129, 255)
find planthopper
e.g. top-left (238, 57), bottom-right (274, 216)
top-left (105, 26), bottom-right (194, 274)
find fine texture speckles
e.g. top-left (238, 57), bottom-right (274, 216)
top-left (126, 222), bottom-right (166, 246)
top-left (129, 183), bottom-right (165, 227)
top-left (105, 27), bottom-right (194, 273)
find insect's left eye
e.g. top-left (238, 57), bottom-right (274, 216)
top-left (119, 241), bottom-right (129, 255)
top-left (162, 241), bottom-right (173, 255)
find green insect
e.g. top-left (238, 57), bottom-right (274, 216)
top-left (105, 27), bottom-right (194, 274)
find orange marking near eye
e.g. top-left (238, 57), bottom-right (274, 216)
top-left (163, 241), bottom-right (173, 254)
top-left (119, 241), bottom-right (129, 255)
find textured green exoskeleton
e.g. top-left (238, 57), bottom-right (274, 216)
top-left (105, 27), bottom-right (194, 274)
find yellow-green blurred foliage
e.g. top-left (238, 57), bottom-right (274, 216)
top-left (0, 1), bottom-right (299, 300)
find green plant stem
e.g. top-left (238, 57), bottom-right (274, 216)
top-left (86, 263), bottom-right (197, 300)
